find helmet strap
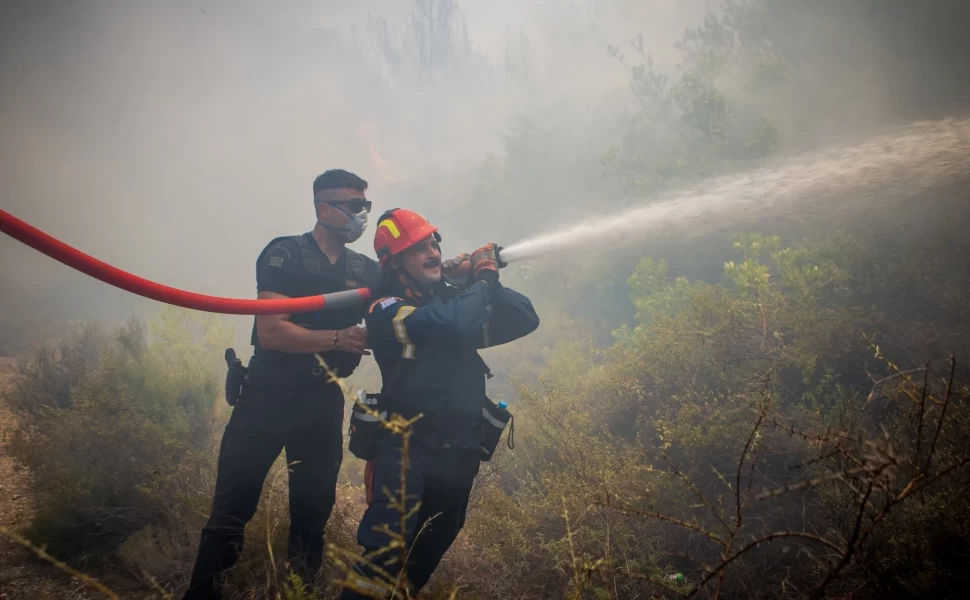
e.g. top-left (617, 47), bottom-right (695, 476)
top-left (396, 270), bottom-right (423, 301)
top-left (393, 266), bottom-right (440, 301)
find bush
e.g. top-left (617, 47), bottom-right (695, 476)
top-left (1, 307), bottom-right (389, 598)
top-left (4, 307), bottom-right (231, 567)
top-left (3, 320), bottom-right (108, 415)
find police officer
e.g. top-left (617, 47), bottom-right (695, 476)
top-left (183, 169), bottom-right (383, 599)
top-left (339, 209), bottom-right (540, 598)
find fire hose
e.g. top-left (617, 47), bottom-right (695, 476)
top-left (1, 209), bottom-right (510, 315)
top-left (0, 208), bottom-right (371, 315)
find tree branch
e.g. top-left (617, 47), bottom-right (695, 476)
top-left (685, 532), bottom-right (844, 598)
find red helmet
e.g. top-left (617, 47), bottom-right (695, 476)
top-left (373, 208), bottom-right (441, 268)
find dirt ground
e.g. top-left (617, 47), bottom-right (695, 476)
top-left (0, 356), bottom-right (149, 600)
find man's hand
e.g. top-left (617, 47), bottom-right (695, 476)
top-left (471, 243), bottom-right (499, 283)
top-left (441, 253), bottom-right (473, 287)
top-left (335, 326), bottom-right (370, 355)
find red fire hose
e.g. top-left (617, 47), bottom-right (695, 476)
top-left (0, 209), bottom-right (373, 315)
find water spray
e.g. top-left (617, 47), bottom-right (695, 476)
top-left (2, 117), bottom-right (968, 316)
top-left (499, 117), bottom-right (970, 264)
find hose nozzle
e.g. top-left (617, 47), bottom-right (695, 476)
top-left (496, 245), bottom-right (508, 269)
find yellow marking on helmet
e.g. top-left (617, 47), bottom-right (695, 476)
top-left (378, 219), bottom-right (401, 239)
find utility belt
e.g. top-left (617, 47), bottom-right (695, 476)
top-left (347, 391), bottom-right (387, 460)
top-left (223, 347), bottom-right (353, 407)
top-left (480, 398), bottom-right (515, 460)
top-left (347, 392), bottom-right (515, 462)
top-left (240, 351), bottom-right (360, 393)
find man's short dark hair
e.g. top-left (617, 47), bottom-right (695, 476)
top-left (313, 169), bottom-right (368, 195)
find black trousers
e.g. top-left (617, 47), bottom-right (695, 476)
top-left (339, 433), bottom-right (481, 599)
top-left (183, 382), bottom-right (345, 599)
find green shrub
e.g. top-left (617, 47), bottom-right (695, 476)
top-left (4, 320), bottom-right (108, 415)
top-left (4, 307), bottom-right (231, 566)
top-left (436, 230), bottom-right (970, 599)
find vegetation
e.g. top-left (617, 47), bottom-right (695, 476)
top-left (2, 0), bottom-right (970, 599)
top-left (4, 310), bottom-right (229, 566)
top-left (457, 233), bottom-right (970, 599)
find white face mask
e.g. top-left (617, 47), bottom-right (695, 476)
top-left (320, 204), bottom-right (369, 243)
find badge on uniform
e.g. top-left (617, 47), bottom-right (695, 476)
top-left (379, 298), bottom-right (399, 310)
top-left (346, 280), bottom-right (358, 288)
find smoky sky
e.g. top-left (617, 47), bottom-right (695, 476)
top-left (1, 0), bottom-right (968, 347)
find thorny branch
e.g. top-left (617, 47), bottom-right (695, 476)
top-left (583, 347), bottom-right (968, 599)
top-left (865, 334), bottom-right (944, 407)
top-left (313, 353), bottom-right (440, 600)
top-left (661, 454), bottom-right (733, 534)
top-left (806, 475), bottom-right (878, 598)
top-left (594, 494), bottom-right (728, 547)
top-left (0, 526), bottom-right (125, 600)
top-left (736, 376), bottom-right (771, 525)
top-left (924, 353), bottom-right (956, 474)
top-left (715, 373), bottom-right (773, 598)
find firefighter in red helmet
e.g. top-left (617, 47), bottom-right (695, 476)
top-left (340, 209), bottom-right (539, 598)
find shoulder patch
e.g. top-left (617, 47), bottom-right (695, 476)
top-left (268, 243), bottom-right (294, 259)
top-left (368, 296), bottom-right (405, 314)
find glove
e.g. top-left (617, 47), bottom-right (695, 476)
top-left (471, 243), bottom-right (499, 283)
top-left (441, 253), bottom-right (472, 287)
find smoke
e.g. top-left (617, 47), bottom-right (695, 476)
top-left (1, 0), bottom-right (969, 350)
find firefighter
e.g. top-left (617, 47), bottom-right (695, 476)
top-left (183, 169), bottom-right (382, 599)
top-left (340, 208), bottom-right (540, 598)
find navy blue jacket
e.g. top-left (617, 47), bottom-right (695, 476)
top-left (364, 276), bottom-right (539, 449)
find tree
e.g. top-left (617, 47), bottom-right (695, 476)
top-left (603, 5), bottom-right (785, 195)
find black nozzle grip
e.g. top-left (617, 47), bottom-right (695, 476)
top-left (495, 245), bottom-right (508, 269)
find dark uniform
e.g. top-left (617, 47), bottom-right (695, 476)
top-left (340, 275), bottom-right (539, 598)
top-left (184, 233), bottom-right (381, 599)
